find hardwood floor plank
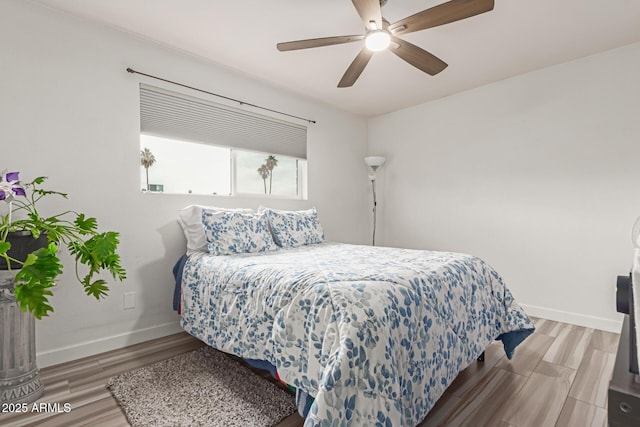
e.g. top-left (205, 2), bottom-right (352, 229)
top-left (275, 412), bottom-right (305, 427)
top-left (568, 348), bottom-right (616, 408)
top-left (501, 361), bottom-right (576, 427)
top-left (555, 397), bottom-right (607, 427)
top-left (78, 407), bottom-right (130, 427)
top-left (32, 379), bottom-right (70, 401)
top-left (38, 361), bottom-right (101, 385)
top-left (23, 396), bottom-right (123, 427)
top-left (94, 333), bottom-right (202, 361)
top-left (589, 329), bottom-right (619, 354)
top-left (496, 332), bottom-right (554, 377)
top-left (445, 341), bottom-right (504, 398)
top-left (437, 367), bottom-right (528, 426)
top-left (417, 390), bottom-right (462, 426)
top-left (542, 325), bottom-right (593, 369)
top-left (534, 318), bottom-right (568, 337)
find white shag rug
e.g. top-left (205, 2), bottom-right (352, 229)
top-left (107, 346), bottom-right (297, 427)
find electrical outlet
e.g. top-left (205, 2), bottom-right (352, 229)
top-left (123, 292), bottom-right (136, 310)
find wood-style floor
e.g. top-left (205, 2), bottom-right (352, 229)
top-left (0, 317), bottom-right (618, 427)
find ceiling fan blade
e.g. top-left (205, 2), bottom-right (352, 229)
top-left (390, 37), bottom-right (448, 76)
top-left (338, 48), bottom-right (374, 88)
top-left (277, 35), bottom-right (365, 52)
top-left (389, 0), bottom-right (494, 35)
top-left (351, 0), bottom-right (382, 30)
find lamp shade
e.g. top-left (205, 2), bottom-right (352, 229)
top-left (364, 156), bottom-right (386, 167)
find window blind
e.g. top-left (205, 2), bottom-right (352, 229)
top-left (139, 84), bottom-right (307, 159)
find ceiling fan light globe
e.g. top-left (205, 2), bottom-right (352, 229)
top-left (365, 31), bottom-right (391, 52)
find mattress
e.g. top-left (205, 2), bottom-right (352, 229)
top-left (179, 242), bottom-right (534, 426)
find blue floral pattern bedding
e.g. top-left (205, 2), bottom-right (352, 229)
top-left (180, 243), bottom-right (534, 427)
top-left (261, 207), bottom-right (325, 248)
top-left (202, 210), bottom-right (277, 255)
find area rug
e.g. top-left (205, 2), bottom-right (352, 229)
top-left (107, 346), bottom-right (297, 427)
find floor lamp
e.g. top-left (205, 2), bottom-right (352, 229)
top-left (365, 156), bottom-right (386, 246)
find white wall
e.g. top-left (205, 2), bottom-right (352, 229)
top-left (1, 0), bottom-right (369, 366)
top-left (368, 42), bottom-right (640, 332)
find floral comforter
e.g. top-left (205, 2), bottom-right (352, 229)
top-left (180, 243), bottom-right (534, 427)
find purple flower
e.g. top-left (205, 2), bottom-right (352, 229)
top-left (0, 170), bottom-right (26, 202)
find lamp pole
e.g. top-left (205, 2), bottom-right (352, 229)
top-left (370, 175), bottom-right (378, 246)
top-left (364, 156), bottom-right (385, 246)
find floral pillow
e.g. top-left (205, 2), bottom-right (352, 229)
top-left (178, 205), bottom-right (253, 255)
top-left (261, 207), bottom-right (325, 248)
top-left (202, 210), bottom-right (277, 255)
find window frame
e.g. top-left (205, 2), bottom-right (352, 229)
top-left (140, 133), bottom-right (308, 200)
top-left (138, 84), bottom-right (308, 200)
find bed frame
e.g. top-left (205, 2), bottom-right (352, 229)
top-left (608, 274), bottom-right (640, 426)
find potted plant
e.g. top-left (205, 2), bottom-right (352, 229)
top-left (0, 170), bottom-right (126, 319)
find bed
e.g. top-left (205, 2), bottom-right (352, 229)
top-left (176, 236), bottom-right (534, 426)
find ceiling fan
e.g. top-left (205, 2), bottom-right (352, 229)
top-left (277, 0), bottom-right (494, 87)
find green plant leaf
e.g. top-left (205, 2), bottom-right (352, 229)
top-left (103, 253), bottom-right (127, 280)
top-left (83, 278), bottom-right (109, 299)
top-left (90, 232), bottom-right (120, 260)
top-left (68, 240), bottom-right (91, 264)
top-left (0, 241), bottom-right (11, 256)
top-left (13, 282), bottom-right (54, 319)
top-left (13, 244), bottom-right (62, 319)
top-left (74, 214), bottom-right (98, 235)
top-left (22, 253), bottom-right (38, 267)
top-left (68, 231), bottom-right (125, 293)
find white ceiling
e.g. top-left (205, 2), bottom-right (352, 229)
top-left (32, 0), bottom-right (640, 117)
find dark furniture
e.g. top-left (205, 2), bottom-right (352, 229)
top-left (609, 274), bottom-right (640, 426)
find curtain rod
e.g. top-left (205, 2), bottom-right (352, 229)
top-left (126, 67), bottom-right (316, 124)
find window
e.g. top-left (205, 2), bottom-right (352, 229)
top-left (138, 84), bottom-right (308, 199)
top-left (140, 134), bottom-right (230, 195)
top-left (234, 150), bottom-right (304, 197)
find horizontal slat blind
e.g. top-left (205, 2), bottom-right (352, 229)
top-left (140, 84), bottom-right (307, 158)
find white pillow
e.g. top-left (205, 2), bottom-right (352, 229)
top-left (202, 210), bottom-right (276, 255)
top-left (260, 207), bottom-right (325, 248)
top-left (178, 205), bottom-right (253, 255)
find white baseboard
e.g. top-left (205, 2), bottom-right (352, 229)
top-left (521, 304), bottom-right (623, 333)
top-left (36, 321), bottom-right (184, 368)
